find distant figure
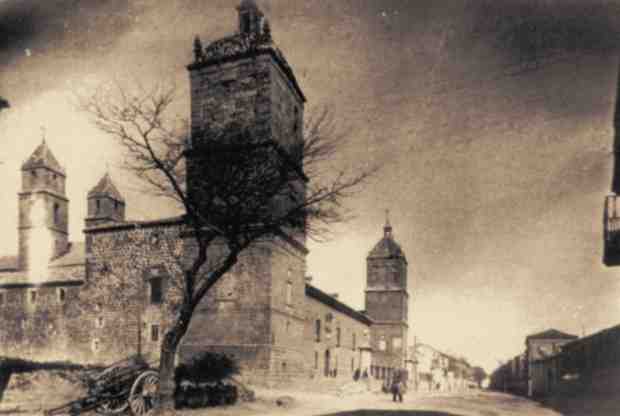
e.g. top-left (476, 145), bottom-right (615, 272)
top-left (391, 375), bottom-right (404, 402)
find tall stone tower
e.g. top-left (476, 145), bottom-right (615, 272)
top-left (180, 1), bottom-right (309, 384)
top-left (85, 173), bottom-right (126, 228)
top-left (365, 219), bottom-right (409, 374)
top-left (186, 0), bottom-right (305, 198)
top-left (19, 140), bottom-right (69, 270)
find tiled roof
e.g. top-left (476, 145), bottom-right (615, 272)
top-left (526, 329), bottom-right (578, 341)
top-left (368, 237), bottom-right (405, 259)
top-left (88, 173), bottom-right (125, 202)
top-left (305, 284), bottom-right (372, 326)
top-left (21, 141), bottom-right (65, 175)
top-left (0, 270), bottom-right (84, 288)
top-left (49, 242), bottom-right (86, 267)
top-left (0, 256), bottom-right (18, 272)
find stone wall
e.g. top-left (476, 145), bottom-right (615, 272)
top-left (304, 291), bottom-right (370, 383)
top-left (0, 282), bottom-right (83, 362)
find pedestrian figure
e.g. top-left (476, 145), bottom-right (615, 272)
top-left (391, 376), bottom-right (404, 402)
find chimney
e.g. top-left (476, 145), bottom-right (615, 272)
top-left (305, 275), bottom-right (313, 283)
top-left (331, 293), bottom-right (339, 299)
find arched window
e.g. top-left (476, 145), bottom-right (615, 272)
top-left (95, 199), bottom-right (101, 214)
top-left (53, 203), bottom-right (60, 225)
top-left (315, 319), bottom-right (321, 342)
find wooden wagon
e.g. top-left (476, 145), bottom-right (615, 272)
top-left (45, 356), bottom-right (159, 416)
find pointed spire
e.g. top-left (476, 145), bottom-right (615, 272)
top-left (22, 139), bottom-right (66, 175)
top-left (88, 172), bottom-right (125, 202)
top-left (384, 209), bottom-right (392, 238)
top-left (193, 35), bottom-right (204, 62)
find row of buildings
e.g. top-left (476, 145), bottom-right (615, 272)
top-left (411, 343), bottom-right (477, 392)
top-left (489, 325), bottom-right (620, 398)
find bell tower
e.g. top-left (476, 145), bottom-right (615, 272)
top-left (18, 140), bottom-right (69, 270)
top-left (186, 0), bottom-right (306, 202)
top-left (85, 173), bottom-right (126, 227)
top-left (365, 217), bottom-right (409, 373)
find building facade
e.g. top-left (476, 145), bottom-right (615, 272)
top-left (0, 1), bottom-right (411, 386)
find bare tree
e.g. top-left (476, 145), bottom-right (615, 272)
top-left (81, 82), bottom-right (375, 413)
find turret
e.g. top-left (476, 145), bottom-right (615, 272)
top-left (85, 173), bottom-right (126, 227)
top-left (19, 140), bottom-right (69, 270)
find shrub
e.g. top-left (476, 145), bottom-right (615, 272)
top-left (174, 352), bottom-right (239, 385)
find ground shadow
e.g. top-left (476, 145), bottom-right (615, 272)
top-left (319, 411), bottom-right (465, 416)
top-left (540, 395), bottom-right (619, 416)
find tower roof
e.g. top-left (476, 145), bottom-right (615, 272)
top-left (21, 140), bottom-right (65, 175)
top-left (368, 219), bottom-right (406, 260)
top-left (88, 173), bottom-right (125, 202)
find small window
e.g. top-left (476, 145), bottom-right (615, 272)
top-left (336, 327), bottom-right (341, 347)
top-left (351, 358), bottom-right (355, 371)
top-left (114, 200), bottom-right (119, 210)
top-left (0, 292), bottom-right (4, 306)
top-left (53, 203), bottom-right (60, 225)
top-left (392, 337), bottom-right (402, 351)
top-left (150, 278), bottom-right (163, 304)
top-left (281, 362), bottom-right (287, 372)
top-left (96, 316), bottom-right (105, 329)
top-left (352, 333), bottom-right (356, 350)
top-left (315, 319), bottom-right (321, 342)
top-left (29, 290), bottom-right (37, 305)
top-left (95, 199), bottom-right (101, 214)
top-left (92, 338), bottom-right (100, 353)
top-left (151, 324), bottom-right (159, 342)
top-left (286, 321), bottom-right (290, 333)
top-left (379, 338), bottom-right (386, 351)
top-left (57, 288), bottom-right (66, 303)
top-left (241, 13), bottom-right (251, 33)
top-left (285, 281), bottom-right (293, 305)
top-left (314, 351), bottom-right (319, 369)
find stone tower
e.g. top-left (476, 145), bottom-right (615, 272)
top-left (186, 0), bottom-right (305, 191)
top-left (19, 140), bottom-right (69, 270)
top-left (179, 1), bottom-right (309, 383)
top-left (365, 219), bottom-right (409, 373)
top-left (85, 173), bottom-right (126, 227)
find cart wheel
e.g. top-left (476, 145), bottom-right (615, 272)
top-left (95, 397), bottom-right (129, 415)
top-left (129, 370), bottom-right (159, 416)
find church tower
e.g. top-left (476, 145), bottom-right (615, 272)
top-left (365, 218), bottom-right (409, 374)
top-left (186, 0), bottom-right (306, 202)
top-left (18, 140), bottom-right (69, 270)
top-left (85, 173), bottom-right (126, 228)
top-left (180, 1), bottom-right (309, 383)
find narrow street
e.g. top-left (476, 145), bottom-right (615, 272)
top-left (313, 392), bottom-right (562, 416)
top-left (199, 390), bottom-right (569, 416)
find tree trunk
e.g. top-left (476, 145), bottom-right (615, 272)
top-left (156, 307), bottom-right (193, 415)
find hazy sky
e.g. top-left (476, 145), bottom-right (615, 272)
top-left (2, 0), bottom-right (620, 373)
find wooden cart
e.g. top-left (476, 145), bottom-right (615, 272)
top-left (45, 356), bottom-right (159, 416)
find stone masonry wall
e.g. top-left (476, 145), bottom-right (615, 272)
top-left (0, 282), bottom-right (83, 362)
top-left (304, 295), bottom-right (370, 383)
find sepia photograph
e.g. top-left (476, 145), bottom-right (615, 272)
top-left (0, 1), bottom-right (619, 415)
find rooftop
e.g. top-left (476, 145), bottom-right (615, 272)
top-left (88, 173), bottom-right (125, 202)
top-left (526, 329), bottom-right (579, 342)
top-left (21, 140), bottom-right (66, 175)
top-left (368, 220), bottom-right (406, 260)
